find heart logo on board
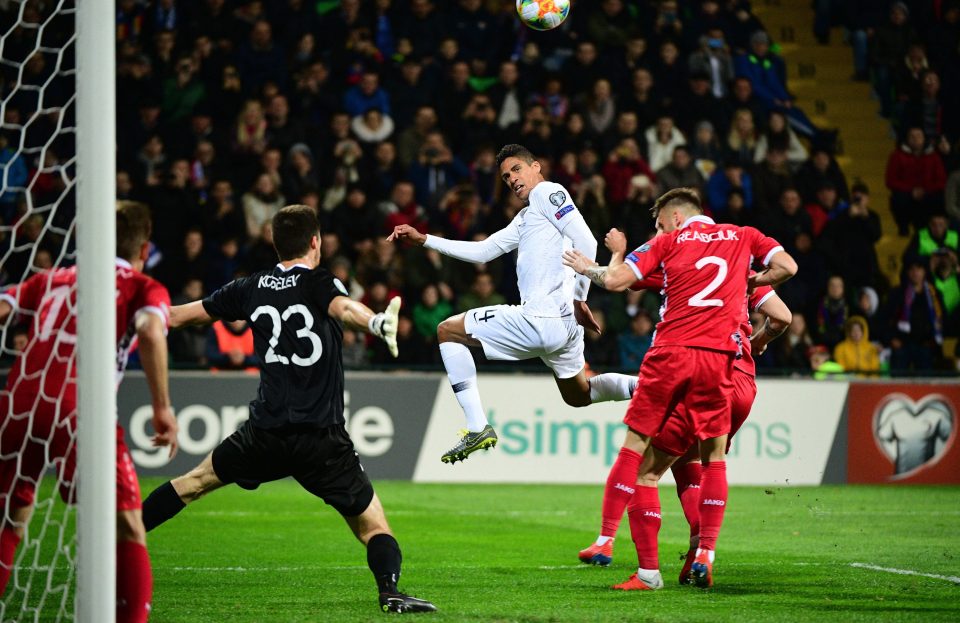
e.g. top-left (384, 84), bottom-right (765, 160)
top-left (548, 191), bottom-right (566, 207)
top-left (872, 393), bottom-right (955, 479)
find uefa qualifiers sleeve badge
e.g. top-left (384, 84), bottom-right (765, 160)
top-left (549, 190), bottom-right (566, 207)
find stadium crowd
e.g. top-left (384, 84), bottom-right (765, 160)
top-left (1, 0), bottom-right (958, 376)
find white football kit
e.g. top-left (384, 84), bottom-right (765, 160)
top-left (424, 181), bottom-right (597, 378)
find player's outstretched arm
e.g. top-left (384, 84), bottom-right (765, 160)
top-left (751, 293), bottom-right (792, 356)
top-left (329, 295), bottom-right (401, 358)
top-left (750, 250), bottom-right (798, 289)
top-left (135, 312), bottom-right (178, 458)
top-left (169, 300), bottom-right (214, 329)
top-left (562, 249), bottom-right (637, 292)
top-left (390, 223), bottom-right (518, 264)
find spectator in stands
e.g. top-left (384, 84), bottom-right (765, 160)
top-left (816, 275), bottom-right (850, 349)
top-left (707, 159), bottom-right (753, 215)
top-left (885, 127), bottom-right (947, 235)
top-left (855, 286), bottom-right (884, 341)
top-left (870, 2), bottom-right (916, 118)
top-left (162, 55), bottom-right (206, 124)
top-left (618, 309), bottom-right (654, 371)
top-left (564, 40), bottom-right (605, 99)
top-left (726, 108), bottom-right (759, 166)
top-left (774, 313), bottom-right (814, 371)
top-left (206, 319), bottom-right (258, 371)
top-left (885, 258), bottom-right (946, 374)
top-left (408, 131), bottom-right (469, 212)
top-left (603, 138), bottom-right (656, 207)
top-left (352, 108), bottom-right (396, 147)
top-left (381, 181), bottom-right (428, 236)
top-left (622, 68), bottom-right (663, 130)
top-left (455, 94), bottom-right (498, 160)
top-left (675, 70), bottom-right (724, 139)
top-left (752, 148), bottom-right (794, 215)
top-left (846, 0), bottom-right (886, 81)
top-left (157, 228), bottom-right (205, 296)
top-left (892, 44), bottom-right (929, 123)
top-left (242, 173), bottom-right (285, 240)
top-left (644, 115), bottom-right (685, 172)
top-left (333, 185), bottom-right (380, 258)
top-left (725, 77), bottom-right (767, 136)
top-left (821, 182), bottom-right (883, 291)
top-left (233, 99), bottom-right (268, 159)
top-left (652, 39), bottom-right (687, 107)
top-left (905, 213), bottom-right (959, 267)
top-left (147, 159), bottom-right (196, 253)
top-left (457, 272), bottom-right (505, 313)
top-left (804, 181), bottom-right (848, 238)
top-left (583, 79), bottom-right (617, 137)
top-left (833, 316), bottom-right (880, 375)
top-left (930, 249), bottom-right (960, 331)
top-left (202, 180), bottom-right (246, 244)
top-left (796, 148), bottom-right (850, 204)
top-left (656, 145), bottom-right (704, 194)
top-left (237, 20), bottom-right (286, 93)
top-left (754, 110), bottom-right (808, 167)
top-left (688, 31), bottom-right (734, 99)
top-left (488, 61), bottom-right (525, 132)
top-left (902, 70), bottom-right (951, 149)
top-left (397, 105), bottom-right (439, 170)
top-left (689, 120), bottom-right (723, 174)
top-left (265, 94), bottom-right (304, 155)
top-left (587, 0), bottom-right (637, 50)
top-left (282, 143), bottom-right (321, 204)
top-left (778, 231), bottom-right (827, 318)
top-left (0, 134), bottom-right (27, 222)
top-left (413, 283), bottom-right (453, 345)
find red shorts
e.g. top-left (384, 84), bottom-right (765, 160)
top-left (652, 368), bottom-right (757, 456)
top-left (0, 386), bottom-right (141, 511)
top-left (624, 346), bottom-right (735, 445)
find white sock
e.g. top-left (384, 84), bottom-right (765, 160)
top-left (594, 535), bottom-right (613, 546)
top-left (695, 548), bottom-right (716, 563)
top-left (636, 567), bottom-right (663, 588)
top-left (439, 342), bottom-right (488, 432)
top-left (588, 373), bottom-right (638, 403)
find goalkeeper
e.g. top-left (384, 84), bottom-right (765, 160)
top-left (141, 205), bottom-right (435, 614)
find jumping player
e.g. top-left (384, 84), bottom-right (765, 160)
top-left (388, 144), bottom-right (638, 464)
top-left (576, 229), bottom-right (792, 584)
top-left (140, 205), bottom-right (435, 614)
top-left (0, 201), bottom-right (179, 623)
top-left (564, 188), bottom-right (797, 589)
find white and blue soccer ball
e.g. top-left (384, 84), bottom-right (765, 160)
top-left (516, 0), bottom-right (571, 32)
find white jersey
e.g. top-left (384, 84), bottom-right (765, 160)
top-left (507, 181), bottom-right (584, 316)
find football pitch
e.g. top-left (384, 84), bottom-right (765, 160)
top-left (141, 479), bottom-right (960, 623)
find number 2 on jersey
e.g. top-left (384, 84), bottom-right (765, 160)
top-left (688, 256), bottom-right (728, 307)
top-left (251, 304), bottom-right (323, 366)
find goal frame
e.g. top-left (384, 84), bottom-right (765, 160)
top-left (75, 1), bottom-right (117, 621)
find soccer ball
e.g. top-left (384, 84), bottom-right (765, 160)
top-left (516, 0), bottom-right (571, 32)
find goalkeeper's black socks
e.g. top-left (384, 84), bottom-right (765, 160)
top-left (367, 533), bottom-right (402, 593)
top-left (141, 481), bottom-right (186, 532)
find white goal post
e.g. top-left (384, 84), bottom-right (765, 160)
top-left (75, 0), bottom-right (116, 621)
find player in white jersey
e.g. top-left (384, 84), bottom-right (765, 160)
top-left (389, 144), bottom-right (638, 463)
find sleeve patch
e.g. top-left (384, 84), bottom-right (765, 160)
top-left (549, 190), bottom-right (567, 207)
top-left (554, 204), bottom-right (574, 220)
top-left (333, 278), bottom-right (349, 295)
top-left (627, 251), bottom-right (641, 263)
top-left (637, 243), bottom-right (651, 253)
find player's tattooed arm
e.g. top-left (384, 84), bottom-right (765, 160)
top-left (751, 294), bottom-right (792, 355)
top-left (604, 228), bottom-right (628, 269)
top-left (562, 249), bottom-right (636, 292)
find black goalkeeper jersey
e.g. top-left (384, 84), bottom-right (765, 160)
top-left (202, 264), bottom-right (348, 429)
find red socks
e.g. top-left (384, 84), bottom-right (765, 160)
top-left (600, 448), bottom-right (642, 537)
top-left (116, 541), bottom-right (152, 623)
top-left (627, 485), bottom-right (661, 570)
top-left (0, 526), bottom-right (21, 596)
top-left (672, 461), bottom-right (703, 542)
top-left (698, 461), bottom-right (728, 551)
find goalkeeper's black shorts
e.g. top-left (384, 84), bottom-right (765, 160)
top-left (211, 420), bottom-right (374, 517)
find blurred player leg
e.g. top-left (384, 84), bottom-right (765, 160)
top-left (116, 510), bottom-right (151, 623)
top-left (344, 494), bottom-right (436, 614)
top-left (671, 449), bottom-right (703, 584)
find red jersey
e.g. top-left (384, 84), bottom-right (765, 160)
top-left (2, 259), bottom-right (170, 398)
top-left (623, 215), bottom-right (783, 353)
top-left (628, 267), bottom-right (775, 375)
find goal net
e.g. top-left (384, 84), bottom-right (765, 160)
top-left (0, 1), bottom-right (112, 620)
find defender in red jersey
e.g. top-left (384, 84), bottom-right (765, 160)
top-left (0, 202), bottom-right (178, 622)
top-left (564, 188), bottom-right (796, 590)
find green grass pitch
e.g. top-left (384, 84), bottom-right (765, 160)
top-left (142, 480), bottom-right (960, 623)
top-left (5, 480), bottom-right (960, 622)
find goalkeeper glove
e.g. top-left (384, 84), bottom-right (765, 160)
top-left (368, 296), bottom-right (401, 358)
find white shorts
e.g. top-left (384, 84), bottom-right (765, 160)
top-left (463, 304), bottom-right (585, 379)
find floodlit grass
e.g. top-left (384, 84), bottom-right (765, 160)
top-left (5, 480), bottom-right (960, 622)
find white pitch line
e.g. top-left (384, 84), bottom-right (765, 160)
top-left (850, 563), bottom-right (960, 584)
